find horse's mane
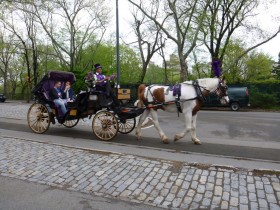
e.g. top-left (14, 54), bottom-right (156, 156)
top-left (182, 78), bottom-right (219, 91)
top-left (197, 78), bottom-right (219, 91)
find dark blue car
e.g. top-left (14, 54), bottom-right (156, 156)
top-left (204, 86), bottom-right (250, 111)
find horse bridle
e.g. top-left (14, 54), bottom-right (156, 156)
top-left (215, 80), bottom-right (228, 99)
top-left (195, 79), bottom-right (228, 99)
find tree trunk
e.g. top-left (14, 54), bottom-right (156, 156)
top-left (163, 59), bottom-right (168, 84)
top-left (179, 55), bottom-right (188, 82)
top-left (32, 42), bottom-right (38, 86)
top-left (138, 63), bottom-right (148, 83)
top-left (3, 71), bottom-right (7, 96)
top-left (21, 84), bottom-right (27, 100)
top-left (26, 82), bottom-right (31, 103)
top-left (11, 84), bottom-right (16, 99)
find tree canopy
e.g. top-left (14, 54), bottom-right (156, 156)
top-left (0, 0), bottom-right (279, 100)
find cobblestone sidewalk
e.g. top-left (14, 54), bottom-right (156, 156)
top-left (0, 136), bottom-right (280, 209)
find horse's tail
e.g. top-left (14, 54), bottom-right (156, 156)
top-left (135, 84), bottom-right (146, 108)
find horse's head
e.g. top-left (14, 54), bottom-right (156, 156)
top-left (85, 72), bottom-right (97, 88)
top-left (215, 77), bottom-right (229, 104)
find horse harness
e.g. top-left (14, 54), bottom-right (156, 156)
top-left (144, 80), bottom-right (212, 116)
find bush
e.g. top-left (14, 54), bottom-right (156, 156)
top-left (250, 89), bottom-right (278, 108)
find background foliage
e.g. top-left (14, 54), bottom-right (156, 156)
top-left (0, 0), bottom-right (279, 109)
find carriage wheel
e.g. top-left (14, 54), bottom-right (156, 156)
top-left (27, 103), bottom-right (50, 134)
top-left (118, 118), bottom-right (136, 134)
top-left (63, 119), bottom-right (79, 128)
top-left (92, 111), bottom-right (119, 141)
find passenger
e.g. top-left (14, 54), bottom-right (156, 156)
top-left (63, 81), bottom-right (75, 102)
top-left (50, 81), bottom-right (67, 119)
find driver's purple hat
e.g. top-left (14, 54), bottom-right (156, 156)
top-left (94, 63), bottom-right (102, 70)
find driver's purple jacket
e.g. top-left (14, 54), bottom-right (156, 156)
top-left (86, 71), bottom-right (106, 87)
top-left (95, 72), bottom-right (106, 86)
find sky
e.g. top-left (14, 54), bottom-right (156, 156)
top-left (113, 0), bottom-right (280, 62)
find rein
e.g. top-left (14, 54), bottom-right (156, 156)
top-left (146, 85), bottom-right (162, 105)
top-left (192, 80), bottom-right (209, 102)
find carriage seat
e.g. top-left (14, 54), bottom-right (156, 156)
top-left (67, 91), bottom-right (89, 111)
top-left (42, 89), bottom-right (52, 101)
top-left (40, 87), bottom-right (64, 116)
top-left (88, 88), bottom-right (113, 107)
top-left (42, 80), bottom-right (67, 102)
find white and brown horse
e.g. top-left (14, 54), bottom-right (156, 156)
top-left (135, 77), bottom-right (229, 144)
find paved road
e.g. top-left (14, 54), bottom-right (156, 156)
top-left (1, 102), bottom-right (280, 209)
top-left (0, 102), bottom-right (280, 162)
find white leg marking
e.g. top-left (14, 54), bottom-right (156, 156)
top-left (135, 109), bottom-right (150, 140)
top-left (150, 109), bottom-right (169, 144)
top-left (191, 114), bottom-right (201, 145)
top-left (174, 102), bottom-right (196, 142)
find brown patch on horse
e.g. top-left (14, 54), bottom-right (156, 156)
top-left (138, 84), bottom-right (147, 107)
top-left (192, 99), bottom-right (202, 116)
top-left (192, 90), bottom-right (210, 116)
top-left (151, 88), bottom-right (165, 110)
top-left (153, 88), bottom-right (165, 103)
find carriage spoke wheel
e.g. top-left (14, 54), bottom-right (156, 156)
top-left (63, 119), bottom-right (79, 128)
top-left (92, 111), bottom-right (119, 141)
top-left (118, 118), bottom-right (136, 134)
top-left (27, 103), bottom-right (50, 134)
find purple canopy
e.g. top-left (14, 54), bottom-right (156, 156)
top-left (47, 70), bottom-right (76, 84)
top-left (32, 70), bottom-right (76, 94)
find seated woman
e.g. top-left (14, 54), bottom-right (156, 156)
top-left (63, 81), bottom-right (75, 102)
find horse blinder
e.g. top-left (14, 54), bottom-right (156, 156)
top-left (215, 82), bottom-right (228, 98)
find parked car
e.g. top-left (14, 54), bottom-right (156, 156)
top-left (0, 94), bottom-right (6, 102)
top-left (203, 86), bottom-right (250, 111)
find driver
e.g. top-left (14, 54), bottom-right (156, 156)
top-left (94, 63), bottom-right (109, 91)
top-left (87, 63), bottom-right (119, 106)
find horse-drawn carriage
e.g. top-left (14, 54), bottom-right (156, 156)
top-left (27, 70), bottom-right (144, 140)
top-left (28, 70), bottom-right (229, 144)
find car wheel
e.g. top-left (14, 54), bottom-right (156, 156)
top-left (230, 102), bottom-right (240, 111)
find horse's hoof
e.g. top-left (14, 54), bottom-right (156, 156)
top-left (174, 135), bottom-right (181, 142)
top-left (194, 141), bottom-right (201, 145)
top-left (163, 139), bottom-right (169, 144)
top-left (136, 136), bottom-right (142, 141)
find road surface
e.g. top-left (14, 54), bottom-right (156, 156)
top-left (0, 102), bottom-right (279, 168)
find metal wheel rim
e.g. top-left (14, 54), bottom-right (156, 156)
top-left (92, 111), bottom-right (119, 141)
top-left (27, 103), bottom-right (50, 134)
top-left (118, 118), bottom-right (136, 134)
top-left (63, 119), bottom-right (79, 128)
top-left (231, 103), bottom-right (239, 111)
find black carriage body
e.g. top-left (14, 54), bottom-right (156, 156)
top-left (28, 70), bottom-right (144, 140)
